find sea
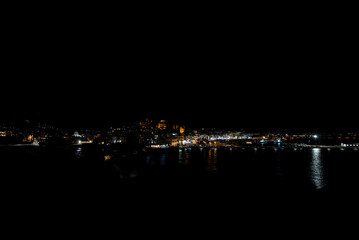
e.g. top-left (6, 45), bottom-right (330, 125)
top-left (1, 144), bottom-right (359, 228)
top-left (1, 145), bottom-right (358, 192)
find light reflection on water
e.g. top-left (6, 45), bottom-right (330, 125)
top-left (161, 153), bottom-right (167, 166)
top-left (136, 147), bottom-right (359, 190)
top-left (206, 148), bottom-right (217, 173)
top-left (310, 148), bottom-right (327, 189)
top-left (146, 155), bottom-right (151, 165)
top-left (178, 149), bottom-right (190, 165)
top-left (178, 149), bottom-right (183, 164)
top-left (5, 145), bottom-right (359, 192)
top-left (74, 147), bottom-right (83, 159)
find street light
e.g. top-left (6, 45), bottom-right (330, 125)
top-left (313, 135), bottom-right (318, 145)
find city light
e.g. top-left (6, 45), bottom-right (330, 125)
top-left (1, 118), bottom-right (358, 150)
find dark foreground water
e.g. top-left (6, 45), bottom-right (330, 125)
top-left (129, 147), bottom-right (359, 192)
top-left (1, 145), bottom-right (359, 192)
top-left (2, 145), bottom-right (359, 229)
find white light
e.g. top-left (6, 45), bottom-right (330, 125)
top-left (313, 135), bottom-right (318, 139)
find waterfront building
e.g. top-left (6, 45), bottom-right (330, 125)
top-left (157, 120), bottom-right (167, 130)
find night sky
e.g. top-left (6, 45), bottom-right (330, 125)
top-left (2, 6), bottom-right (358, 131)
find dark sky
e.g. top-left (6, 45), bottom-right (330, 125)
top-left (2, 6), bottom-right (358, 131)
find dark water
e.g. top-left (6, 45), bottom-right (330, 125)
top-left (1, 145), bottom-right (359, 192)
top-left (2, 145), bottom-right (359, 228)
top-left (135, 147), bottom-right (359, 192)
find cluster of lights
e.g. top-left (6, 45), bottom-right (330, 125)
top-left (77, 140), bottom-right (93, 145)
top-left (342, 144), bottom-right (359, 147)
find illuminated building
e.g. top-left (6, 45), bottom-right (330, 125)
top-left (157, 120), bottom-right (167, 130)
top-left (169, 135), bottom-right (185, 147)
top-left (172, 124), bottom-right (186, 134)
top-left (27, 134), bottom-right (34, 141)
top-left (180, 126), bottom-right (185, 134)
top-left (138, 118), bottom-right (153, 128)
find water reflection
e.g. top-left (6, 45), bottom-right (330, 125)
top-left (310, 148), bottom-right (327, 189)
top-left (74, 147), bottom-right (83, 159)
top-left (146, 155), bottom-right (151, 165)
top-left (115, 147), bottom-right (337, 189)
top-left (178, 149), bottom-right (183, 164)
top-left (206, 148), bottom-right (217, 173)
top-left (161, 153), bottom-right (166, 166)
top-left (178, 149), bottom-right (190, 165)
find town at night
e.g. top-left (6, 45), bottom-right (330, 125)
top-left (1, 117), bottom-right (359, 192)
top-left (1, 3), bottom-right (358, 229)
top-left (1, 118), bottom-right (359, 149)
